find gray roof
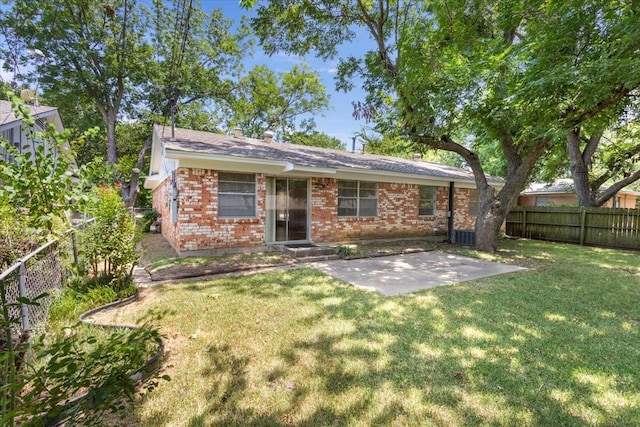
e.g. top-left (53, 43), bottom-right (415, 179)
top-left (156, 125), bottom-right (503, 184)
top-left (522, 180), bottom-right (640, 196)
top-left (0, 100), bottom-right (58, 126)
top-left (522, 184), bottom-right (575, 194)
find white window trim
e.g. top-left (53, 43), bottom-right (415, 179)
top-left (218, 172), bottom-right (257, 218)
top-left (418, 185), bottom-right (437, 216)
top-left (338, 180), bottom-right (378, 218)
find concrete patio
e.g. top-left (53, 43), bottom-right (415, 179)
top-left (311, 251), bottom-right (526, 296)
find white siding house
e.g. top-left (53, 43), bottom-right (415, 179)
top-left (0, 100), bottom-right (64, 163)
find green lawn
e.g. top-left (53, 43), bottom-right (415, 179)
top-left (113, 239), bottom-right (640, 426)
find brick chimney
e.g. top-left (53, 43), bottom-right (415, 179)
top-left (413, 153), bottom-right (422, 161)
top-left (234, 127), bottom-right (243, 138)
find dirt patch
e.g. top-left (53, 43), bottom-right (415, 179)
top-left (147, 255), bottom-right (298, 281)
top-left (139, 233), bottom-right (178, 266)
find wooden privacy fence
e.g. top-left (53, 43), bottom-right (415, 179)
top-left (505, 206), bottom-right (640, 250)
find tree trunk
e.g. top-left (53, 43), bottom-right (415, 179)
top-left (473, 183), bottom-right (513, 253)
top-left (120, 136), bottom-right (152, 208)
top-left (105, 111), bottom-right (118, 165)
top-left (475, 204), bottom-right (506, 253)
top-left (567, 129), bottom-right (595, 207)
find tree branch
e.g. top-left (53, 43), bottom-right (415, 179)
top-left (594, 169), bottom-right (640, 207)
top-left (567, 86), bottom-right (631, 126)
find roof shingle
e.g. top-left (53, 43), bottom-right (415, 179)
top-left (156, 125), bottom-right (503, 184)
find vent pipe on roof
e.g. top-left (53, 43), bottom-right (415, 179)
top-left (263, 130), bottom-right (273, 143)
top-left (361, 143), bottom-right (367, 154)
top-left (234, 127), bottom-right (243, 138)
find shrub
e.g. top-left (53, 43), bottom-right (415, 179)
top-left (138, 209), bottom-right (160, 233)
top-left (81, 186), bottom-right (140, 290)
top-left (336, 245), bottom-right (355, 257)
top-left (3, 321), bottom-right (165, 426)
top-left (0, 94), bottom-right (98, 236)
top-left (0, 202), bottom-right (41, 270)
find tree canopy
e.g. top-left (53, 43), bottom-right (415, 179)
top-left (218, 64), bottom-right (329, 139)
top-left (246, 0), bottom-right (640, 251)
top-left (286, 130), bottom-right (344, 150)
top-left (0, 0), bottom-right (333, 206)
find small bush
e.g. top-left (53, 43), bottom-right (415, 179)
top-left (81, 186), bottom-right (140, 289)
top-left (138, 209), bottom-right (160, 233)
top-left (6, 321), bottom-right (165, 426)
top-left (48, 276), bottom-right (136, 328)
top-left (336, 245), bottom-right (355, 257)
top-left (0, 202), bottom-right (42, 269)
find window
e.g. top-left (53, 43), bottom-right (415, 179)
top-left (468, 189), bottom-right (479, 217)
top-left (535, 196), bottom-right (551, 207)
top-left (419, 185), bottom-right (436, 216)
top-left (1, 129), bottom-right (16, 162)
top-left (614, 196), bottom-right (621, 208)
top-left (338, 180), bottom-right (377, 217)
top-left (218, 172), bottom-right (256, 218)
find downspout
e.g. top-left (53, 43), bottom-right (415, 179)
top-left (447, 181), bottom-right (454, 242)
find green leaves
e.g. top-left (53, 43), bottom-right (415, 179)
top-left (12, 323), bottom-right (165, 426)
top-left (0, 95), bottom-right (95, 235)
top-left (80, 185), bottom-right (140, 288)
top-left (222, 64), bottom-right (330, 138)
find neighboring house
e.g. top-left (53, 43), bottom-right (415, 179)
top-left (144, 125), bottom-right (503, 254)
top-left (518, 180), bottom-right (639, 208)
top-left (0, 99), bottom-right (64, 163)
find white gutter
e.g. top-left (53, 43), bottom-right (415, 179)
top-left (165, 148), bottom-right (290, 168)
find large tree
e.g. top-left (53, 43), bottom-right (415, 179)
top-left (567, 123), bottom-right (640, 207)
top-left (0, 0), bottom-right (244, 206)
top-left (0, 0), bottom-right (152, 166)
top-left (245, 0), bottom-right (640, 252)
top-left (286, 130), bottom-right (344, 150)
top-left (219, 64), bottom-right (329, 139)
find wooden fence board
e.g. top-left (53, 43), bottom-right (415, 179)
top-left (506, 207), bottom-right (640, 250)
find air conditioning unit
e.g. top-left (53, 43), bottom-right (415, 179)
top-left (452, 229), bottom-right (476, 246)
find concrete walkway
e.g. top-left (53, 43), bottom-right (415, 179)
top-left (311, 251), bottom-right (526, 296)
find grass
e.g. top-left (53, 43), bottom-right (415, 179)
top-left (107, 239), bottom-right (639, 426)
top-left (147, 252), bottom-right (292, 272)
top-left (47, 275), bottom-right (137, 330)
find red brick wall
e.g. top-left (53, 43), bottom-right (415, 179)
top-left (152, 168), bottom-right (266, 253)
top-left (151, 169), bottom-right (479, 252)
top-left (152, 177), bottom-right (180, 252)
top-left (452, 187), bottom-right (477, 230)
top-left (311, 178), bottom-right (472, 243)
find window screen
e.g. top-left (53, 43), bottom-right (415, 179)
top-left (419, 185), bottom-right (436, 216)
top-left (218, 172), bottom-right (256, 218)
top-left (338, 180), bottom-right (377, 217)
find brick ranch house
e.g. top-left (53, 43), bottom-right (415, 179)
top-left (144, 125), bottom-right (503, 255)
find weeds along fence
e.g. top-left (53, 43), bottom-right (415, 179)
top-left (0, 228), bottom-right (81, 348)
top-left (506, 206), bottom-right (640, 250)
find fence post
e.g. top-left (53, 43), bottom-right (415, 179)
top-left (522, 209), bottom-right (527, 238)
top-left (18, 261), bottom-right (31, 332)
top-left (71, 230), bottom-right (79, 265)
top-left (580, 208), bottom-right (587, 245)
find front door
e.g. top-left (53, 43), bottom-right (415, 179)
top-left (274, 178), bottom-right (308, 242)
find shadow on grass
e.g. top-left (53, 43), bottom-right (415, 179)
top-left (137, 240), bottom-right (640, 426)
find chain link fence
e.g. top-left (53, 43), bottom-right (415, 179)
top-left (1, 230), bottom-right (79, 349)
